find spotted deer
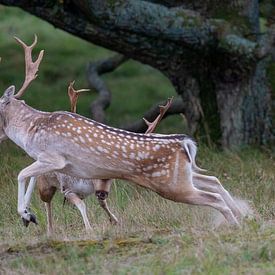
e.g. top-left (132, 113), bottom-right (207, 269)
top-left (0, 36), bottom-right (242, 229)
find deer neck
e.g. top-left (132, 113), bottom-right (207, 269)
top-left (3, 99), bottom-right (49, 150)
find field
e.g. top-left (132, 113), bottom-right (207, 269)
top-left (0, 6), bottom-right (274, 274)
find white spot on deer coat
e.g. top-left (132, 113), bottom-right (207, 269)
top-left (152, 171), bottom-right (161, 177)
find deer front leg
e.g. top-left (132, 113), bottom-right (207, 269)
top-left (17, 155), bottom-right (66, 226)
top-left (21, 177), bottom-right (38, 227)
top-left (24, 177), bottom-right (36, 209)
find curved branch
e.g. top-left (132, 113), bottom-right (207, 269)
top-left (122, 97), bottom-right (185, 133)
top-left (87, 54), bottom-right (129, 122)
top-left (0, 0), bottom-right (261, 67)
top-left (80, 0), bottom-right (213, 49)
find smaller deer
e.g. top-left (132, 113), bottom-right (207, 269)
top-left (26, 83), bottom-right (117, 235)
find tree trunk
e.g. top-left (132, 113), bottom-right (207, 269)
top-left (168, 73), bottom-right (202, 136)
top-left (214, 58), bottom-right (273, 148)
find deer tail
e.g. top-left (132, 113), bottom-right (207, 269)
top-left (181, 138), bottom-right (206, 173)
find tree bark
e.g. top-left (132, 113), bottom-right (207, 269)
top-left (214, 58), bottom-right (272, 147)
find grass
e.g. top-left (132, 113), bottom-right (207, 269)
top-left (0, 5), bottom-right (274, 275)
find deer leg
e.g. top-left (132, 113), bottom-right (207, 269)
top-left (17, 155), bottom-right (66, 226)
top-left (45, 202), bottom-right (53, 236)
top-left (24, 177), bottom-right (36, 209)
top-left (65, 193), bottom-right (92, 231)
top-left (93, 179), bottom-right (118, 224)
top-left (97, 198), bottom-right (118, 225)
top-left (93, 179), bottom-right (112, 199)
top-left (182, 188), bottom-right (240, 226)
top-left (193, 173), bottom-right (242, 219)
top-left (37, 175), bottom-right (57, 236)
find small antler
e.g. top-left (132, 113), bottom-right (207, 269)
top-left (143, 97), bottom-right (173, 134)
top-left (68, 81), bottom-right (90, 113)
top-left (14, 35), bottom-right (44, 99)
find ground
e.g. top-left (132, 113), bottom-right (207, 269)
top-left (0, 6), bottom-right (274, 274)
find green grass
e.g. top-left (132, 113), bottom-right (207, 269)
top-left (0, 141), bottom-right (274, 274)
top-left (0, 6), bottom-right (274, 275)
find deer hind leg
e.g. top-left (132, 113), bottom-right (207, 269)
top-left (192, 173), bottom-right (242, 219)
top-left (93, 179), bottom-right (118, 225)
top-left (182, 188), bottom-right (239, 226)
top-left (65, 192), bottom-right (92, 231)
top-left (17, 155), bottom-right (66, 226)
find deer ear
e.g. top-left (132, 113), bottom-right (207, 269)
top-left (3, 85), bottom-right (15, 98)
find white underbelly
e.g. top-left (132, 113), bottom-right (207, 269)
top-left (55, 173), bottom-right (94, 199)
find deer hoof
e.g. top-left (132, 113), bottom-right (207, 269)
top-left (29, 213), bottom-right (38, 225)
top-left (22, 217), bottom-right (30, 227)
top-left (21, 210), bottom-right (38, 226)
top-left (110, 216), bottom-right (118, 225)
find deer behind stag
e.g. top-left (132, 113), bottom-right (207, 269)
top-left (0, 36), bottom-right (243, 230)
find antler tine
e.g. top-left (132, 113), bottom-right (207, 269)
top-left (30, 34), bottom-right (38, 49)
top-left (14, 35), bottom-right (44, 99)
top-left (68, 81), bottom-right (90, 113)
top-left (144, 97), bottom-right (173, 134)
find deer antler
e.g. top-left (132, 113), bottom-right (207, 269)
top-left (68, 81), bottom-right (90, 113)
top-left (14, 35), bottom-right (44, 99)
top-left (143, 97), bottom-right (173, 134)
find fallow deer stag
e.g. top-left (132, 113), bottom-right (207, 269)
top-left (0, 36), bottom-right (242, 229)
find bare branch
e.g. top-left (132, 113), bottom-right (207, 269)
top-left (87, 54), bottom-right (128, 123)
